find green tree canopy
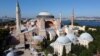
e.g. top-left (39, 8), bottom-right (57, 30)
top-left (0, 29), bottom-right (10, 56)
top-left (62, 46), bottom-right (66, 56)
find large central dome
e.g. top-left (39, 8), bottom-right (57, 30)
top-left (38, 12), bottom-right (52, 16)
top-left (37, 12), bottom-right (54, 18)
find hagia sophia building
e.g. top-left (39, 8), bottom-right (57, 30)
top-left (7, 0), bottom-right (94, 56)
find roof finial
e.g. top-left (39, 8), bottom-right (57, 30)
top-left (16, 0), bottom-right (19, 6)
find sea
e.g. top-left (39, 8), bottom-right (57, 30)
top-left (0, 18), bottom-right (100, 27)
top-left (62, 20), bottom-right (100, 27)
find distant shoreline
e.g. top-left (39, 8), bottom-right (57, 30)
top-left (62, 20), bottom-right (100, 27)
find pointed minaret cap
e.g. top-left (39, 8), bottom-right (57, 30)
top-left (16, 0), bottom-right (20, 9)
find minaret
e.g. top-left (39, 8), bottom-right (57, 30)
top-left (16, 0), bottom-right (21, 34)
top-left (60, 13), bottom-right (62, 28)
top-left (71, 8), bottom-right (75, 27)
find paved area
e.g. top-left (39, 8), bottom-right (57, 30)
top-left (21, 49), bottom-right (32, 56)
top-left (15, 44), bottom-right (45, 56)
top-left (15, 44), bottom-right (32, 56)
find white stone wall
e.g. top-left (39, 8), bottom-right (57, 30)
top-left (48, 30), bottom-right (56, 41)
top-left (51, 42), bottom-right (71, 56)
top-left (78, 39), bottom-right (89, 48)
top-left (65, 43), bottom-right (71, 54)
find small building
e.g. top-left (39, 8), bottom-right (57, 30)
top-left (50, 35), bottom-right (72, 56)
top-left (78, 32), bottom-right (93, 48)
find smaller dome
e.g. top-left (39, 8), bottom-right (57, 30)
top-left (38, 12), bottom-right (52, 16)
top-left (37, 12), bottom-right (54, 18)
top-left (79, 32), bottom-right (93, 41)
top-left (6, 51), bottom-right (16, 56)
top-left (56, 36), bottom-right (71, 44)
top-left (32, 36), bottom-right (44, 42)
top-left (66, 33), bottom-right (78, 44)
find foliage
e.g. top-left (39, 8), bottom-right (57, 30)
top-left (40, 26), bottom-right (100, 56)
top-left (79, 50), bottom-right (92, 56)
top-left (0, 20), bottom-right (15, 28)
top-left (62, 46), bottom-right (66, 56)
top-left (0, 29), bottom-right (10, 56)
top-left (77, 26), bottom-right (100, 56)
top-left (40, 38), bottom-right (54, 56)
top-left (71, 44), bottom-right (86, 56)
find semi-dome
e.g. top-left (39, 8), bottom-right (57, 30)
top-left (37, 12), bottom-right (54, 18)
top-left (79, 32), bottom-right (93, 41)
top-left (56, 36), bottom-right (71, 44)
top-left (66, 33), bottom-right (78, 43)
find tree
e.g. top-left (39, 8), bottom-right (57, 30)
top-left (79, 50), bottom-right (93, 56)
top-left (0, 29), bottom-right (10, 56)
top-left (88, 42), bottom-right (97, 54)
top-left (62, 46), bottom-right (66, 56)
top-left (71, 44), bottom-right (86, 56)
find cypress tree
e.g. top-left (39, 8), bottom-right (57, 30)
top-left (62, 46), bottom-right (66, 56)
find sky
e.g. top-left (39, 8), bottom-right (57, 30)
top-left (0, 0), bottom-right (100, 18)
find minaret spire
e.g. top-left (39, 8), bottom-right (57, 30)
top-left (60, 13), bottom-right (62, 23)
top-left (59, 13), bottom-right (62, 28)
top-left (16, 0), bottom-right (21, 34)
top-left (71, 8), bottom-right (75, 27)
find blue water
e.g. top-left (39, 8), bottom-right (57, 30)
top-left (62, 20), bottom-right (100, 27)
